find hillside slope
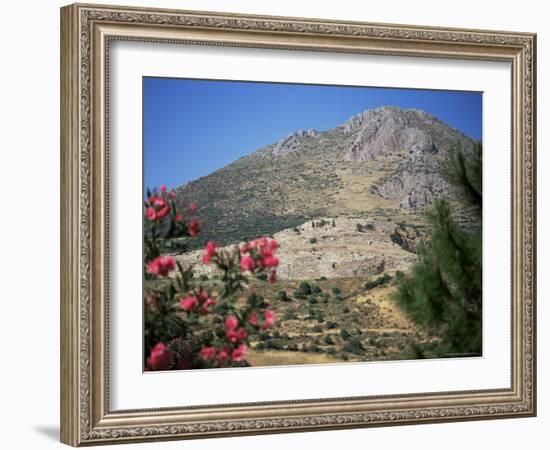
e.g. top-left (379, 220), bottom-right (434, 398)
top-left (172, 106), bottom-right (476, 248)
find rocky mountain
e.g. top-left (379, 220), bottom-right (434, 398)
top-left (172, 106), bottom-right (477, 248)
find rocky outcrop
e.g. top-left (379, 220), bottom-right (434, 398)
top-left (344, 108), bottom-right (439, 162)
top-left (375, 170), bottom-right (449, 209)
top-left (259, 128), bottom-right (320, 157)
top-left (390, 225), bottom-right (421, 253)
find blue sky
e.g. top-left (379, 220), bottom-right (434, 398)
top-left (143, 77), bottom-right (482, 190)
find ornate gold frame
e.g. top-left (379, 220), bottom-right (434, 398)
top-left (60, 3), bottom-right (537, 446)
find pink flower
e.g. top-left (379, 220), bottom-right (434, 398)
top-left (160, 184), bottom-right (167, 193)
top-left (230, 328), bottom-right (248, 343)
top-left (268, 239), bottom-right (279, 251)
top-left (217, 348), bottom-right (229, 363)
top-left (187, 218), bottom-right (201, 237)
top-left (199, 297), bottom-right (215, 315)
top-left (247, 313), bottom-right (258, 326)
top-left (268, 271), bottom-right (277, 284)
top-left (262, 255), bottom-right (279, 268)
top-left (202, 241), bottom-right (218, 264)
top-left (262, 310), bottom-right (276, 329)
top-left (225, 316), bottom-right (238, 332)
top-left (146, 196), bottom-right (170, 221)
top-left (240, 242), bottom-right (251, 254)
top-left (169, 190), bottom-right (176, 199)
top-left (240, 255), bottom-right (255, 272)
top-left (146, 207), bottom-right (157, 221)
top-left (175, 213), bottom-right (184, 222)
top-left (180, 295), bottom-right (198, 311)
top-left (146, 256), bottom-right (176, 277)
top-left (232, 344), bottom-right (247, 362)
top-left (150, 197), bottom-right (170, 220)
top-left (199, 346), bottom-right (216, 361)
top-left (189, 202), bottom-right (198, 213)
top-left (146, 343), bottom-right (174, 371)
top-left (236, 328), bottom-right (248, 341)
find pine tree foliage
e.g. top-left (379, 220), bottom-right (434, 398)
top-left (394, 143), bottom-right (482, 357)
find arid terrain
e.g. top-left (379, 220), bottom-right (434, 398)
top-left (162, 106), bottom-right (478, 366)
top-left (173, 216), bottom-right (438, 365)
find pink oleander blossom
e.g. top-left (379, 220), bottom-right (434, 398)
top-left (227, 327), bottom-right (248, 343)
top-left (262, 255), bottom-right (279, 268)
top-left (240, 255), bottom-right (255, 272)
top-left (180, 295), bottom-right (198, 311)
top-left (263, 310), bottom-right (276, 329)
top-left (217, 348), bottom-right (229, 363)
top-left (145, 195), bottom-right (170, 221)
top-left (232, 344), bottom-right (247, 362)
top-left (188, 218), bottom-right (201, 237)
top-left (247, 313), bottom-right (258, 326)
top-left (225, 316), bottom-right (238, 332)
top-left (202, 240), bottom-right (218, 264)
top-left (146, 256), bottom-right (176, 277)
top-left (199, 297), bottom-right (215, 315)
top-left (146, 343), bottom-right (174, 371)
top-left (146, 207), bottom-right (157, 221)
top-left (199, 347), bottom-right (216, 361)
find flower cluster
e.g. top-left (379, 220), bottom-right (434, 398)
top-left (179, 290), bottom-right (216, 315)
top-left (146, 342), bottom-right (174, 371)
top-left (239, 237), bottom-right (279, 283)
top-left (202, 236), bottom-right (280, 284)
top-left (146, 255), bottom-right (176, 277)
top-left (144, 184), bottom-right (280, 372)
top-left (144, 186), bottom-right (202, 244)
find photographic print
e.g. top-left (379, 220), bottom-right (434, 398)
top-left (61, 5), bottom-right (536, 444)
top-left (143, 78), bottom-right (483, 371)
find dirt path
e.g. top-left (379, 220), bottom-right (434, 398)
top-left (247, 349), bottom-right (345, 367)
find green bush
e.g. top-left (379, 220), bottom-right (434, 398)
top-left (277, 290), bottom-right (289, 301)
top-left (323, 335), bottom-right (334, 345)
top-left (364, 273), bottom-right (392, 290)
top-left (264, 339), bottom-right (283, 350)
top-left (343, 337), bottom-right (365, 354)
top-left (332, 287), bottom-right (341, 295)
top-left (309, 237), bottom-right (318, 244)
top-left (294, 281), bottom-right (312, 299)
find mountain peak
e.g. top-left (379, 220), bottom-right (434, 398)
top-left (258, 128), bottom-right (320, 157)
top-left (342, 106), bottom-right (447, 162)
